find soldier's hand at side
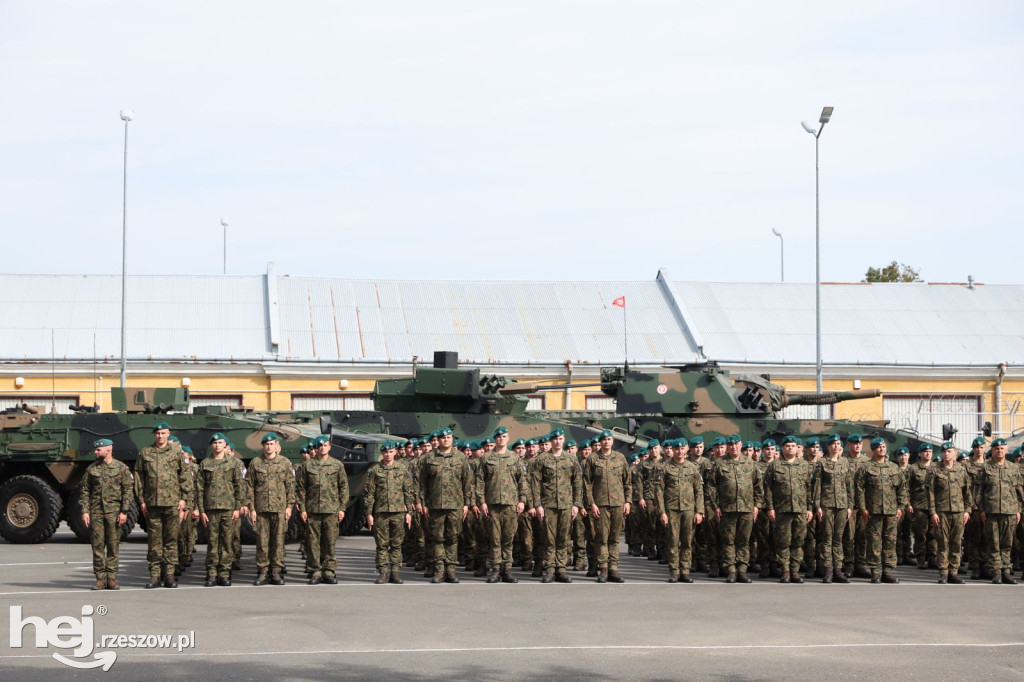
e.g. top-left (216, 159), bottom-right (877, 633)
top-left (639, 498), bottom-right (647, 510)
top-left (571, 506), bottom-right (579, 521)
top-left (301, 511), bottom-right (307, 523)
top-left (178, 500), bottom-right (186, 513)
top-left (462, 506), bottom-right (469, 522)
top-left (753, 507), bottom-right (759, 522)
top-left (623, 502), bottom-right (631, 516)
top-left (117, 512), bottom-right (127, 527)
top-left (250, 511), bottom-right (257, 524)
top-left (140, 503), bottom-right (147, 518)
top-left (714, 508), bottom-right (721, 523)
top-left (846, 508), bottom-right (853, 520)
top-left (805, 510), bottom-right (813, 524)
top-left (82, 513), bottom-right (90, 527)
top-left (366, 514), bottom-right (374, 531)
top-left (694, 512), bottom-right (703, 525)
top-left (536, 506), bottom-right (545, 521)
top-left (1017, 513), bottom-right (1021, 524)
top-left (895, 509), bottom-right (902, 522)
top-left (816, 508), bottom-right (823, 522)
top-left (516, 502), bottom-right (524, 514)
top-left (528, 507), bottom-right (537, 518)
top-left (931, 513), bottom-right (939, 527)
top-left (192, 509), bottom-right (200, 520)
top-left (284, 507), bottom-right (292, 522)
top-left (660, 512), bottom-right (668, 527)
top-left (201, 513), bottom-right (209, 527)
top-left (338, 510), bottom-right (344, 523)
top-left (481, 503), bottom-right (489, 517)
top-left (979, 512), bottom-right (985, 524)
top-left (767, 510), bottom-right (776, 523)
top-left (962, 512), bottom-right (970, 526)
top-left (240, 505), bottom-right (248, 516)
top-left (405, 513), bottom-right (412, 528)
top-left (231, 510), bottom-right (239, 521)
top-left (472, 505), bottom-right (480, 519)
top-left (179, 510), bottom-right (186, 522)
top-left (860, 509), bottom-right (869, 522)
top-left (907, 505), bottom-right (914, 516)
top-left (591, 504), bottom-right (600, 518)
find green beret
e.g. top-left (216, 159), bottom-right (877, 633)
top-left (805, 437), bottom-right (820, 447)
top-left (599, 430), bottom-right (613, 440)
top-left (752, 441), bottom-right (762, 450)
top-left (932, 452), bottom-right (942, 462)
top-left (956, 452), bottom-right (967, 461)
top-left (710, 437), bottom-right (726, 447)
top-left (93, 438), bottom-right (113, 448)
top-left (481, 437), bottom-right (494, 445)
top-left (261, 432), bottom-right (280, 444)
top-left (917, 443), bottom-right (933, 453)
top-left (526, 438), bottom-right (538, 447)
top-left (381, 441), bottom-right (393, 451)
top-left (742, 441), bottom-right (754, 450)
top-left (761, 438), bottom-right (776, 448)
top-left (941, 441), bottom-right (955, 451)
top-left (847, 434), bottom-right (863, 443)
top-left (437, 427), bottom-right (453, 437)
top-left (825, 434), bottom-right (842, 445)
top-left (689, 436), bottom-right (704, 446)
top-left (538, 434), bottom-right (551, 443)
top-left (566, 440), bottom-right (577, 448)
top-left (628, 453), bottom-right (640, 463)
top-left (972, 437), bottom-right (986, 448)
top-left (153, 421), bottom-right (171, 432)
top-left (312, 435), bottom-right (329, 447)
top-left (895, 447), bottom-right (909, 456)
top-left (209, 432), bottom-right (227, 444)
top-left (493, 426), bottom-right (509, 437)
top-left (725, 434), bottom-right (741, 445)
top-left (992, 438), bottom-right (1007, 447)
top-left (580, 439), bottom-right (592, 448)
top-left (300, 444), bottom-right (310, 454)
top-left (167, 435), bottom-right (180, 443)
top-left (226, 440), bottom-right (235, 449)
top-left (781, 435), bottom-right (798, 445)
top-left (550, 428), bottom-right (564, 438)
top-left (870, 437), bottom-right (885, 450)
top-left (181, 445), bottom-right (193, 455)
top-left (648, 439), bottom-right (660, 447)
top-left (512, 438), bottom-right (526, 448)
top-left (637, 448), bottom-right (648, 456)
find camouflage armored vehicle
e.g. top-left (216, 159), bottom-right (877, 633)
top-left (0, 388), bottom-right (379, 544)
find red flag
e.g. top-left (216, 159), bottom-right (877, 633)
top-left (612, 296), bottom-right (626, 308)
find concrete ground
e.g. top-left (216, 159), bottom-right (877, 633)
top-left (2, 526), bottom-right (1023, 681)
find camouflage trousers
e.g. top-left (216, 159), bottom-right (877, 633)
top-left (935, 512), bottom-right (965, 574)
top-left (704, 509), bottom-right (723, 570)
top-left (843, 511), bottom-right (868, 571)
top-left (625, 505), bottom-right (641, 548)
top-left (964, 511), bottom-right (984, 570)
top-left (488, 505), bottom-right (518, 572)
top-left (984, 513), bottom-right (1016, 573)
top-left (594, 506), bottom-right (624, 570)
top-left (90, 513), bottom-right (121, 578)
top-left (307, 512), bottom-right (340, 577)
top-left (460, 513), bottom-right (476, 563)
top-left (232, 516), bottom-right (242, 561)
top-left (817, 508), bottom-right (849, 568)
top-left (542, 507), bottom-right (574, 572)
top-left (515, 513), bottom-right (532, 564)
top-left (473, 512), bottom-right (489, 566)
top-left (574, 511), bottom-right (598, 568)
top-left (178, 512), bottom-right (197, 562)
top-left (255, 511), bottom-right (287, 572)
top-left (865, 513), bottom-right (898, 573)
top-left (643, 502), bottom-right (663, 552)
top-left (204, 510), bottom-right (235, 579)
top-left (373, 511), bottom-right (407, 570)
top-left (403, 511), bottom-right (425, 563)
top-left (911, 511), bottom-right (936, 564)
top-left (896, 509), bottom-right (912, 560)
top-left (802, 515), bottom-right (817, 568)
top-left (665, 510), bottom-right (696, 574)
top-left (532, 515), bottom-right (546, 566)
top-left (145, 506), bottom-right (181, 578)
top-left (428, 508), bottom-right (463, 569)
top-left (774, 512), bottom-right (808, 573)
top-left (754, 512), bottom-right (774, 568)
top-left (719, 511), bottom-right (753, 573)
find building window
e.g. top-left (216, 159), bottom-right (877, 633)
top-left (189, 395), bottom-right (243, 414)
top-left (585, 395), bottom-right (617, 411)
top-left (777, 404), bottom-right (835, 420)
top-left (0, 396), bottom-right (78, 415)
top-left (526, 394), bottom-right (546, 411)
top-left (883, 395), bottom-right (981, 450)
top-left (291, 394), bottom-right (374, 411)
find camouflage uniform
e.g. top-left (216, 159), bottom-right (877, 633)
top-left (582, 450), bottom-right (632, 578)
top-left (698, 457), bottom-right (721, 574)
top-left (246, 454), bottom-right (296, 577)
top-left (197, 455), bottom-right (244, 581)
top-left (80, 458), bottom-right (133, 582)
top-left (531, 451), bottom-right (582, 578)
top-left (813, 457), bottom-right (854, 578)
top-left (908, 458), bottom-right (936, 568)
top-left (653, 459), bottom-right (704, 578)
top-left (928, 462), bottom-right (972, 580)
top-left (962, 456), bottom-right (986, 575)
top-left (477, 451), bottom-right (529, 577)
top-left (842, 455), bottom-right (869, 577)
top-left (639, 457), bottom-right (662, 556)
top-left (419, 448), bottom-right (473, 574)
top-left (974, 461), bottom-right (1024, 577)
top-left (855, 458), bottom-right (909, 580)
top-left (764, 456), bottom-right (812, 578)
top-left (364, 460), bottom-right (415, 574)
top-left (405, 457), bottom-right (427, 569)
top-left (231, 454), bottom-right (246, 568)
top-left (528, 457), bottom-right (547, 573)
top-left (178, 458), bottom-right (199, 569)
top-left (896, 465), bottom-right (913, 563)
top-left (135, 442), bottom-right (192, 581)
top-left (707, 456), bottom-right (763, 577)
top-left (296, 456), bottom-right (349, 581)
top-left (753, 459), bottom-right (775, 575)
top-left (515, 459), bottom-right (535, 568)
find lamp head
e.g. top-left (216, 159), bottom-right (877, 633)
top-left (819, 106), bottom-right (834, 124)
top-left (800, 120), bottom-right (816, 135)
top-left (220, 218), bottom-right (229, 228)
top-left (119, 109), bottom-right (134, 122)
top-left (771, 228), bottom-right (782, 238)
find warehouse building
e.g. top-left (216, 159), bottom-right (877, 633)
top-left (1, 265), bottom-right (1022, 449)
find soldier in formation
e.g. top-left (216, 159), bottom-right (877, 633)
top-left (364, 441), bottom-right (414, 584)
top-left (196, 433), bottom-right (244, 586)
top-left (135, 421), bottom-right (192, 588)
top-left (244, 433), bottom-right (295, 586)
top-left (296, 434), bottom-right (349, 585)
top-left (80, 438), bottom-right (133, 590)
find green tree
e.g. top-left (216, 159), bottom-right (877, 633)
top-left (863, 261), bottom-right (922, 283)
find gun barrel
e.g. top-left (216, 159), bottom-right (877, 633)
top-left (784, 388), bottom-right (881, 406)
top-left (500, 382), bottom-right (607, 395)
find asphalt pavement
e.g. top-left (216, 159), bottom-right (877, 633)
top-left (2, 526), bottom-right (1023, 681)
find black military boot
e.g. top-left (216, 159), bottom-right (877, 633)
top-left (92, 578), bottom-right (106, 591)
top-left (107, 577), bottom-right (121, 590)
top-left (217, 576), bottom-right (231, 587)
top-left (970, 566), bottom-right (982, 580)
top-left (431, 571), bottom-right (445, 584)
top-left (231, 559), bottom-right (243, 571)
top-left (725, 570), bottom-right (736, 584)
top-left (531, 563), bottom-right (544, 578)
top-left (708, 565), bottom-right (720, 579)
top-left (253, 570), bottom-right (270, 586)
top-left (375, 569), bottom-right (389, 584)
top-left (555, 570), bottom-right (573, 584)
top-left (607, 569), bottom-right (624, 583)
top-left (444, 567), bottom-right (460, 584)
top-left (1002, 570), bottom-right (1018, 585)
top-left (833, 567), bottom-right (850, 584)
top-left (678, 573), bottom-right (693, 583)
top-left (145, 576), bottom-right (161, 589)
top-left (521, 559), bottom-right (533, 572)
top-left (779, 571), bottom-right (791, 583)
top-left (992, 572), bottom-right (1003, 585)
top-left (948, 572), bottom-right (964, 585)
top-left (736, 571), bottom-right (752, 584)
top-left (414, 559), bottom-right (426, 572)
top-left (204, 576), bottom-right (217, 587)
top-left (667, 572), bottom-right (679, 583)
top-left (823, 567), bottom-right (833, 584)
top-left (769, 562), bottom-right (783, 579)
top-left (937, 574), bottom-right (947, 584)
top-left (870, 571), bottom-right (881, 584)
top-left (814, 560), bottom-right (825, 578)
top-left (854, 566), bottom-right (873, 579)
top-left (163, 573), bottom-right (178, 589)
top-left (270, 569), bottom-right (285, 585)
top-left (500, 571), bottom-right (518, 584)
top-left (880, 572), bottom-right (899, 584)
top-left (486, 569), bottom-right (501, 584)
top-left (596, 568), bottom-right (608, 583)
top-left (473, 564), bottom-right (488, 578)
top-left (916, 558), bottom-right (928, 570)
top-left (586, 565), bottom-right (598, 578)
top-left (541, 569), bottom-right (554, 584)
top-left (790, 571), bottom-right (804, 584)
top-left (308, 573), bottom-right (322, 585)
top-left (389, 568), bottom-right (403, 585)
top-left (647, 547), bottom-right (658, 561)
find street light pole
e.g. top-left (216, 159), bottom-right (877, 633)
top-left (119, 109), bottom-right (133, 390)
top-left (220, 218), bottom-right (229, 274)
top-left (771, 228), bottom-right (784, 282)
top-left (802, 106), bottom-right (833, 416)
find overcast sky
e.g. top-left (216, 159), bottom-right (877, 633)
top-left (1, 2), bottom-right (1021, 284)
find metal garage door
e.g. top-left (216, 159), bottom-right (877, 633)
top-left (883, 396), bottom-right (980, 450)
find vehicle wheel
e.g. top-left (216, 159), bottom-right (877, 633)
top-left (239, 513), bottom-right (258, 545)
top-left (340, 499), bottom-right (364, 536)
top-left (0, 475), bottom-right (64, 544)
top-left (65, 487), bottom-right (91, 542)
top-left (120, 500), bottom-right (139, 541)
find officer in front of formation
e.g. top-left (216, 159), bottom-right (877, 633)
top-left (80, 438), bottom-right (133, 590)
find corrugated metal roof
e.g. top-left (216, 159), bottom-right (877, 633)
top-left (673, 282), bottom-right (1024, 366)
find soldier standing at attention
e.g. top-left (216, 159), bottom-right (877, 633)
top-left (575, 439), bottom-right (599, 576)
top-left (963, 437), bottom-right (989, 579)
top-left (364, 441), bottom-right (414, 584)
top-left (928, 441), bottom-right (972, 584)
top-left (754, 439), bottom-right (777, 579)
top-left (529, 436), bottom-right (550, 576)
top-left (639, 440), bottom-right (663, 560)
top-left (708, 434), bottom-right (763, 583)
top-left (893, 447), bottom-right (912, 565)
top-left (654, 438), bottom-right (704, 583)
top-left (477, 427), bottom-right (528, 583)
top-left (765, 435), bottom-right (813, 583)
top-left (135, 421), bottom-right (191, 589)
top-left (197, 433), bottom-right (244, 587)
top-left (907, 443), bottom-right (937, 569)
top-left (295, 443), bottom-right (313, 561)
top-left (177, 445), bottom-right (200, 577)
top-left (855, 437), bottom-right (908, 583)
top-left (80, 438), bottom-right (133, 590)
top-left (813, 434), bottom-right (854, 583)
top-left (582, 430), bottom-right (632, 583)
top-left (531, 428), bottom-right (582, 583)
top-left (296, 434), bottom-right (349, 585)
top-left (687, 436), bottom-right (708, 574)
top-left (702, 436), bottom-right (727, 577)
top-left (227, 440), bottom-right (246, 571)
top-left (974, 438), bottom-right (1024, 584)
top-left (801, 437), bottom-right (822, 576)
top-left (243, 433), bottom-right (295, 586)
top-left (842, 434), bottom-right (870, 579)
top-left (419, 427), bottom-right (473, 584)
